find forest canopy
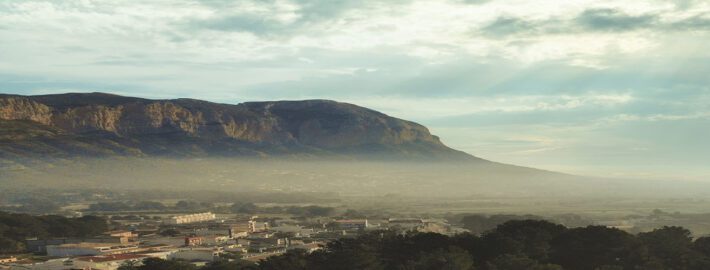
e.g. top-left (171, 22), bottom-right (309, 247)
top-left (124, 220), bottom-right (710, 270)
top-left (0, 211), bottom-right (107, 253)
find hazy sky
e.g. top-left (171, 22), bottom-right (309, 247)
top-left (1, 0), bottom-right (708, 180)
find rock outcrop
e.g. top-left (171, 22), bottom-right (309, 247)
top-left (0, 96), bottom-right (53, 125)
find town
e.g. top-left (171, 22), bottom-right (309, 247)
top-left (0, 210), bottom-right (464, 269)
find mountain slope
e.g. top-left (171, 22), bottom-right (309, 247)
top-left (0, 92), bottom-right (475, 161)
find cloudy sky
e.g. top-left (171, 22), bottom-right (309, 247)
top-left (1, 0), bottom-right (709, 180)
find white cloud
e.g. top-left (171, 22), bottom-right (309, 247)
top-left (350, 93), bottom-right (633, 120)
top-left (601, 112), bottom-right (710, 124)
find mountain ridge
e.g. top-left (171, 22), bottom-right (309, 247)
top-left (0, 92), bottom-right (477, 161)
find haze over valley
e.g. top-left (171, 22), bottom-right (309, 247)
top-left (1, 0), bottom-right (709, 269)
top-left (2, 92), bottom-right (710, 216)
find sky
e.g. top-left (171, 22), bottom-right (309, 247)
top-left (0, 0), bottom-right (709, 180)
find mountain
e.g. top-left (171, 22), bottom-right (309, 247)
top-left (0, 92), bottom-right (475, 161)
top-left (7, 92), bottom-right (699, 200)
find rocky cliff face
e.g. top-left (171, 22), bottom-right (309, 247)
top-left (0, 96), bottom-right (53, 125)
top-left (0, 92), bottom-right (474, 160)
top-left (243, 100), bottom-right (442, 148)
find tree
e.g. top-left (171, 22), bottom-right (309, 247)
top-left (259, 249), bottom-right (310, 270)
top-left (319, 238), bottom-right (384, 270)
top-left (693, 236), bottom-right (710, 256)
top-left (0, 212), bottom-right (107, 253)
top-left (175, 200), bottom-right (202, 210)
top-left (0, 236), bottom-right (22, 253)
top-left (594, 265), bottom-right (623, 270)
top-left (487, 254), bottom-right (541, 270)
top-left (534, 264), bottom-right (564, 270)
top-left (477, 232), bottom-right (525, 262)
top-left (74, 215), bottom-right (109, 237)
top-left (159, 228), bottom-right (181, 237)
top-left (135, 201), bottom-right (166, 210)
top-left (549, 226), bottom-right (642, 270)
top-left (407, 246), bottom-right (475, 270)
top-left (231, 202), bottom-right (258, 214)
top-left (89, 202), bottom-right (131, 212)
top-left (493, 220), bottom-right (566, 261)
top-left (639, 226), bottom-right (694, 269)
top-left (137, 258), bottom-right (196, 270)
top-left (460, 214), bottom-right (541, 235)
top-left (117, 260), bottom-right (139, 270)
top-left (461, 215), bottom-right (496, 235)
top-left (201, 260), bottom-right (256, 270)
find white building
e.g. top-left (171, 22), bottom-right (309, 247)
top-left (271, 224), bottom-right (314, 237)
top-left (165, 212), bottom-right (216, 225)
top-left (387, 218), bottom-right (424, 231)
top-left (229, 225), bottom-right (250, 239)
top-left (333, 219), bottom-right (369, 230)
top-left (3, 250), bottom-right (175, 270)
top-left (249, 220), bottom-right (269, 233)
top-left (2, 258), bottom-right (74, 270)
top-left (46, 243), bottom-right (139, 257)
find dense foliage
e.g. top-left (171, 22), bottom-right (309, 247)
top-left (457, 214), bottom-right (592, 235)
top-left (112, 219), bottom-right (710, 270)
top-left (118, 259), bottom-right (260, 270)
top-left (459, 214), bottom-right (543, 234)
top-left (0, 211), bottom-right (107, 253)
top-left (130, 220), bottom-right (710, 270)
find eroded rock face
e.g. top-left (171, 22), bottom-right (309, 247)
top-left (246, 100), bottom-right (441, 148)
top-left (52, 105), bottom-right (124, 133)
top-left (116, 102), bottom-right (204, 136)
top-left (0, 93), bottom-right (469, 159)
top-left (0, 97), bottom-right (52, 125)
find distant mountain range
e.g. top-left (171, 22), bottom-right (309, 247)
top-left (0, 92), bottom-right (476, 161)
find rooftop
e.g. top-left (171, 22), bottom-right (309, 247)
top-left (334, 219), bottom-right (367, 223)
top-left (50, 242), bottom-right (139, 250)
top-left (76, 254), bottom-right (147, 262)
top-left (52, 243), bottom-right (116, 249)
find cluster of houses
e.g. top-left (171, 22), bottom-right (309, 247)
top-left (0, 212), bottom-right (461, 270)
